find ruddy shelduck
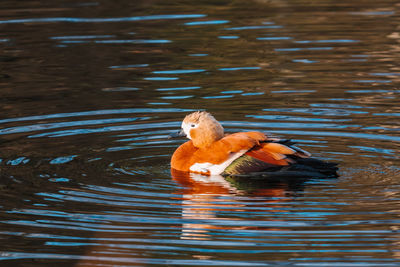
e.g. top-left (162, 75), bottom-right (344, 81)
top-left (171, 111), bottom-right (338, 177)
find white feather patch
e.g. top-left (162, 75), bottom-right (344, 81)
top-left (189, 149), bottom-right (247, 175)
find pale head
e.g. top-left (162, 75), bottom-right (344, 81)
top-left (181, 111), bottom-right (224, 148)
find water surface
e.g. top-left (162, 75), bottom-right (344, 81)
top-left (1, 0), bottom-right (400, 266)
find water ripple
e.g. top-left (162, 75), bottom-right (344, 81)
top-left (225, 25), bottom-right (282, 30)
top-left (156, 86), bottom-right (201, 91)
top-left (0, 117), bottom-right (149, 135)
top-left (28, 121), bottom-right (177, 138)
top-left (0, 14), bottom-right (207, 24)
top-left (0, 108), bottom-right (191, 124)
top-left (184, 20), bottom-right (230, 26)
top-left (262, 108), bottom-right (368, 116)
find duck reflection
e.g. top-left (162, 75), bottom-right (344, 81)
top-left (171, 168), bottom-right (307, 240)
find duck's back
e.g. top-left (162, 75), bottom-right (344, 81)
top-left (222, 140), bottom-right (338, 178)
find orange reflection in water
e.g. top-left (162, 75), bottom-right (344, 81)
top-left (171, 169), bottom-right (294, 240)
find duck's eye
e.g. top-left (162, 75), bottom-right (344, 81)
top-left (190, 124), bottom-right (196, 128)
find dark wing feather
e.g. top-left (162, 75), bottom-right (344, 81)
top-left (223, 138), bottom-right (338, 178)
top-left (222, 154), bottom-right (281, 175)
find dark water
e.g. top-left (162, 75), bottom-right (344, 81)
top-left (1, 0), bottom-right (400, 266)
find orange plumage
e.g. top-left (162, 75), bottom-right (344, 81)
top-left (170, 111), bottom-right (316, 176)
top-left (171, 131), bottom-right (283, 173)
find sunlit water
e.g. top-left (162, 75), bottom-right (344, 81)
top-left (1, 0), bottom-right (400, 266)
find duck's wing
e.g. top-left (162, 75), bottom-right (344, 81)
top-left (246, 141), bottom-right (302, 164)
top-left (222, 141), bottom-right (297, 175)
top-left (222, 154), bottom-right (281, 175)
top-left (223, 158), bottom-right (339, 179)
top-left (222, 140), bottom-right (338, 178)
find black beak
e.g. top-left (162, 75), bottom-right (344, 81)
top-left (169, 129), bottom-right (186, 139)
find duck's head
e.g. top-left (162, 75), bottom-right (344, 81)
top-left (179, 111), bottom-right (224, 148)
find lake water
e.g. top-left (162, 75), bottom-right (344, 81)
top-left (1, 0), bottom-right (400, 266)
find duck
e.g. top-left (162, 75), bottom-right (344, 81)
top-left (170, 111), bottom-right (338, 178)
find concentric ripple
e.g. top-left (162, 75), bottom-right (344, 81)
top-left (1, 0), bottom-right (400, 266)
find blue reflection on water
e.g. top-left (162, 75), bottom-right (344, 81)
top-left (94, 40), bottom-right (171, 44)
top-left (184, 20), bottom-right (230, 26)
top-left (257, 37), bottom-right (292, 40)
top-left (219, 36), bottom-right (239, 39)
top-left (0, 108), bottom-right (191, 124)
top-left (246, 114), bottom-right (350, 122)
top-left (219, 67), bottom-right (260, 71)
top-left (350, 11), bottom-right (395, 15)
top-left (0, 117), bottom-right (148, 136)
top-left (262, 107), bottom-right (368, 116)
top-left (292, 59), bottom-right (318, 64)
top-left (50, 156), bottom-right (77, 165)
top-left (147, 102), bottom-right (171, 105)
top-left (160, 96), bottom-right (193, 100)
top-left (349, 146), bottom-right (394, 155)
top-left (354, 80), bottom-right (392, 83)
top-left (156, 86), bottom-right (201, 91)
top-left (144, 77), bottom-right (179, 81)
top-left (109, 64), bottom-right (149, 69)
top-left (189, 53), bottom-right (208, 56)
top-left (347, 90), bottom-right (393, 93)
top-left (49, 178), bottom-right (70, 183)
top-left (374, 112), bottom-right (400, 116)
top-left (241, 92), bottom-right (264, 96)
top-left (7, 157), bottom-right (30, 166)
top-left (0, 14), bottom-right (207, 24)
top-left (225, 121), bottom-right (357, 130)
top-left (294, 39), bottom-right (359, 43)
top-left (221, 90), bottom-right (243, 94)
top-left (225, 25), bottom-right (282, 30)
top-left (59, 40), bottom-right (89, 44)
top-left (266, 130), bottom-right (400, 142)
top-left (310, 103), bottom-right (367, 109)
top-left (275, 47), bottom-right (333, 52)
top-left (202, 95), bottom-right (234, 99)
top-left (28, 121), bottom-right (179, 138)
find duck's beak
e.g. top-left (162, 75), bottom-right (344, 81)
top-left (169, 129), bottom-right (186, 138)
